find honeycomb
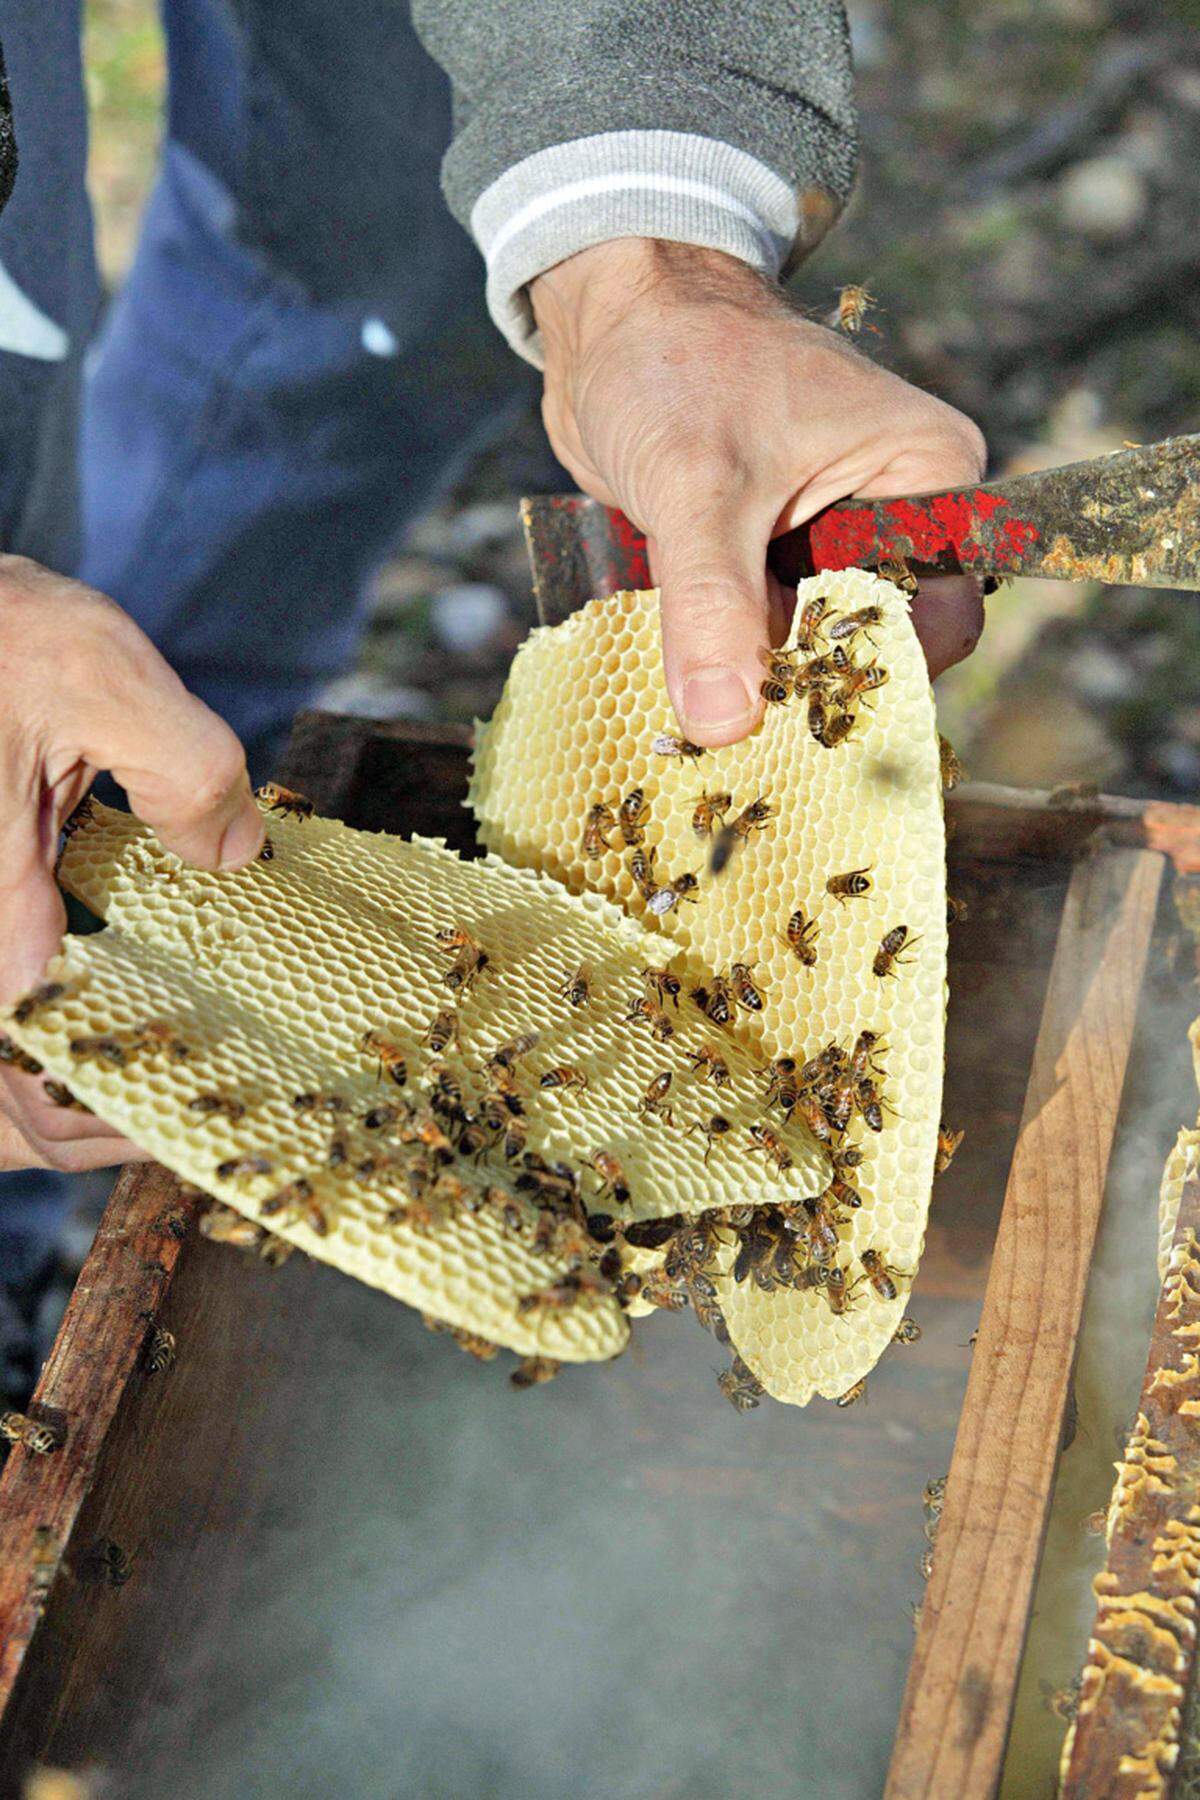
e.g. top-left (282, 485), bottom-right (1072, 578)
top-left (470, 574), bottom-right (947, 1402)
top-left (1159, 1128), bottom-right (1200, 1283)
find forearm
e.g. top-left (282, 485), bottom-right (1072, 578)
top-left (410, 0), bottom-right (858, 359)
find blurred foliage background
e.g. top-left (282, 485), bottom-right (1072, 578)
top-left (83, 0), bottom-right (1200, 797)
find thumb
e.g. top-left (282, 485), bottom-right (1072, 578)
top-left (654, 501), bottom-right (771, 748)
top-left (0, 825), bottom-right (67, 1006)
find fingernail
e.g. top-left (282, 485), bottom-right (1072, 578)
top-left (681, 667), bottom-right (755, 736)
top-left (218, 802), bottom-right (266, 870)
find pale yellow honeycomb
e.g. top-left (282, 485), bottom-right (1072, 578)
top-left (6, 798), bottom-right (841, 1362)
top-left (470, 574), bottom-right (947, 1403)
top-left (1158, 1124), bottom-right (1200, 1282)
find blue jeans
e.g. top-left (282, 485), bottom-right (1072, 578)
top-left (0, 0), bottom-right (528, 1344)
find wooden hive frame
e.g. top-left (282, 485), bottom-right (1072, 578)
top-left (1, 500), bottom-right (1199, 1795)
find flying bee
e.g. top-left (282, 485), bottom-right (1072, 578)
top-left (873, 925), bottom-right (920, 979)
top-left (629, 845), bottom-right (658, 903)
top-left (710, 794), bottom-right (776, 876)
top-left (796, 594), bottom-right (828, 650)
top-left (835, 1378), bottom-right (868, 1408)
top-left (187, 1093), bottom-right (247, 1123)
top-left (256, 782), bottom-right (314, 821)
top-left (641, 965), bottom-right (681, 1008)
top-left (590, 1149), bottom-right (630, 1205)
top-left (831, 283), bottom-right (874, 333)
top-left (423, 1010), bottom-right (458, 1053)
top-left (637, 1070), bottom-right (675, 1124)
top-left (938, 735), bottom-right (965, 790)
top-left (748, 1123), bottom-right (793, 1173)
top-left (487, 1030), bottom-right (540, 1075)
top-left (582, 801), bottom-right (617, 860)
top-left (517, 1269), bottom-right (612, 1315)
top-left (651, 731), bottom-right (705, 761)
top-left (946, 895), bottom-right (970, 924)
top-left (11, 982), bottom-right (66, 1024)
top-left (826, 866), bottom-right (873, 903)
top-left (539, 1065), bottom-right (589, 1093)
top-left (685, 1042), bottom-right (732, 1088)
top-left (68, 1035), bottom-right (126, 1068)
top-left (215, 1155), bottom-right (273, 1182)
top-left (618, 786), bottom-right (649, 846)
top-left (781, 908), bottom-right (820, 966)
top-left (893, 1316), bottom-right (922, 1346)
top-left (686, 1113), bottom-right (732, 1165)
top-left (935, 1125), bottom-right (965, 1173)
top-left (690, 978), bottom-right (732, 1029)
top-left (0, 1036), bottom-right (42, 1075)
top-left (859, 1247), bottom-right (914, 1301)
top-left (648, 871), bottom-right (699, 916)
top-left (558, 966), bottom-right (592, 1008)
top-left (361, 1030), bottom-right (408, 1086)
top-left (829, 604), bottom-right (884, 645)
top-left (877, 555), bottom-right (918, 597)
top-left (290, 1090), bottom-right (348, 1117)
top-left (511, 1356), bottom-right (562, 1389)
top-left (729, 962), bottom-right (765, 1012)
top-left (836, 659), bottom-right (889, 707)
top-left (261, 1177), bottom-right (328, 1237)
top-left (41, 1079), bottom-right (90, 1113)
top-left (691, 789), bottom-right (733, 838)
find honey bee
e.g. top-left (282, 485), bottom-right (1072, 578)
top-left (716, 1356), bottom-right (765, 1412)
top-left (822, 1264), bottom-right (857, 1316)
top-left (832, 1378), bottom-right (867, 1410)
top-left (853, 1078), bottom-right (888, 1134)
top-left (877, 555), bottom-right (918, 597)
top-left (835, 659), bottom-right (889, 707)
top-left (428, 1063), bottom-right (467, 1120)
top-left (41, 1081), bottom-right (91, 1113)
top-left (215, 1154), bottom-right (274, 1181)
top-left (582, 801), bottom-right (617, 860)
top-left (618, 786), bottom-right (649, 846)
top-left (806, 691), bottom-right (829, 747)
top-left (399, 1112), bottom-right (455, 1161)
top-left (187, 1093), bottom-right (247, 1123)
top-left (361, 1101), bottom-right (402, 1131)
top-left (637, 1070), bottom-right (675, 1124)
top-left (638, 1270), bottom-right (691, 1312)
top-left (690, 789), bottom-right (733, 837)
top-left (641, 965), bottom-right (681, 1008)
top-left (729, 962), bottom-right (765, 1012)
top-left (423, 1010), bottom-right (459, 1053)
top-left (759, 673), bottom-right (792, 706)
top-left (511, 1356), bottom-right (562, 1389)
top-left (690, 978), bottom-right (732, 1028)
top-left (859, 1247), bottom-right (914, 1301)
top-left (923, 1476), bottom-right (947, 1517)
top-left (624, 995), bottom-right (676, 1041)
top-left (747, 1123), bottom-right (793, 1173)
top-left (686, 1113), bottom-right (731, 1165)
top-left (832, 283), bottom-right (874, 333)
top-left (829, 605), bottom-right (884, 645)
top-left (258, 835), bottom-right (275, 862)
top-left (0, 1035), bottom-right (42, 1075)
top-left (935, 1125), bottom-right (964, 1173)
top-left (828, 1175), bottom-right (863, 1210)
top-left (445, 1327), bottom-right (500, 1362)
top-left (780, 908), bottom-right (820, 967)
top-left (361, 1029), bottom-right (408, 1086)
top-left (873, 925), bottom-right (919, 979)
top-left (517, 1269), bottom-right (612, 1315)
top-left (938, 735), bottom-right (965, 790)
top-left (293, 1091), bottom-right (352, 1118)
top-left (11, 982), bottom-right (66, 1024)
top-left (708, 793), bottom-right (774, 876)
top-left (28, 1523), bottom-right (60, 1614)
top-left (629, 845), bottom-right (658, 903)
top-left (590, 1149), bottom-right (630, 1205)
top-left (946, 895), bottom-right (970, 924)
top-left (558, 966), bottom-right (592, 1008)
top-left (256, 782), bottom-right (314, 821)
top-left (797, 1193), bottom-right (844, 1265)
top-left (791, 1091), bottom-right (833, 1143)
top-left (62, 791), bottom-right (97, 840)
top-left (826, 866), bottom-right (873, 903)
top-left (648, 871), bottom-right (700, 917)
top-left (850, 1031), bottom-right (887, 1083)
top-left (797, 593), bottom-right (829, 649)
top-left (68, 1035), bottom-right (127, 1068)
top-left (436, 927), bottom-right (490, 994)
top-left (487, 1031), bottom-right (540, 1075)
top-left (761, 1055), bottom-right (799, 1107)
top-left (893, 1315), bottom-right (922, 1346)
top-left (0, 1410), bottom-right (61, 1455)
top-left (261, 1176), bottom-right (328, 1236)
top-left (538, 1066), bottom-right (589, 1096)
top-left (683, 1043), bottom-right (730, 1090)
top-left (919, 1547), bottom-right (935, 1582)
top-left (651, 731), bottom-right (705, 761)
top-left (199, 1202), bottom-right (267, 1250)
top-left (130, 1019), bottom-right (192, 1061)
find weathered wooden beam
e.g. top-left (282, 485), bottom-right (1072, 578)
top-left (886, 847), bottom-right (1166, 1799)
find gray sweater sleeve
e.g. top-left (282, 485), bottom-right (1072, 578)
top-left (410, 0), bottom-right (857, 364)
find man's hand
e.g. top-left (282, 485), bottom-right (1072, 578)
top-left (532, 239), bottom-right (987, 747)
top-left (0, 555), bottom-right (265, 1172)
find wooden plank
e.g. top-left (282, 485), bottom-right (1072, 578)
top-left (886, 847), bottom-right (1166, 1799)
top-left (1060, 1175), bottom-right (1200, 1798)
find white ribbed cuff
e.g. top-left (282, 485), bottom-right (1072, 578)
top-left (470, 131), bottom-right (803, 365)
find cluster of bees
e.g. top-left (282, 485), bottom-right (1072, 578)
top-left (755, 594), bottom-right (890, 753)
